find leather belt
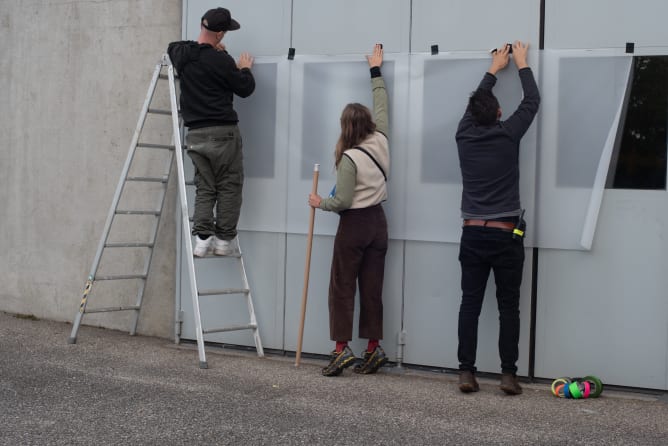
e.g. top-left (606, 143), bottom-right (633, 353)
top-left (463, 219), bottom-right (515, 231)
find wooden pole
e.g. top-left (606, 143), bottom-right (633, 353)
top-left (295, 164), bottom-right (319, 367)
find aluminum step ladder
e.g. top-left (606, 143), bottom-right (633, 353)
top-left (68, 54), bottom-right (264, 369)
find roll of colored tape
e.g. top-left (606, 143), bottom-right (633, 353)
top-left (551, 378), bottom-right (571, 396)
top-left (569, 381), bottom-right (583, 399)
top-left (583, 375), bottom-right (603, 398)
top-left (554, 383), bottom-right (565, 398)
top-left (582, 380), bottom-right (591, 398)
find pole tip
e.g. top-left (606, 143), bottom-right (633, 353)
top-left (314, 163), bottom-right (320, 172)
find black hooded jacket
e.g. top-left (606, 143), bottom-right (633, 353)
top-left (167, 41), bottom-right (255, 129)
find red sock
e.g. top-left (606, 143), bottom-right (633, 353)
top-left (335, 341), bottom-right (348, 353)
top-left (367, 339), bottom-right (379, 352)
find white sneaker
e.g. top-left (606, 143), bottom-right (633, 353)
top-left (213, 236), bottom-right (237, 256)
top-left (193, 236), bottom-right (212, 257)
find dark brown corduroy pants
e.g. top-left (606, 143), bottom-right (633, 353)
top-left (328, 204), bottom-right (388, 341)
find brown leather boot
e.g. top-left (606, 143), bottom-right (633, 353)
top-left (458, 370), bottom-right (480, 393)
top-left (500, 373), bottom-right (523, 395)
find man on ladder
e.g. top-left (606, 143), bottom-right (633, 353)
top-left (167, 7), bottom-right (255, 257)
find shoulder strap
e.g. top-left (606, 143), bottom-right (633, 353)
top-left (352, 146), bottom-right (387, 181)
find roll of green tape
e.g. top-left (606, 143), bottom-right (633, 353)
top-left (583, 375), bottom-right (603, 398)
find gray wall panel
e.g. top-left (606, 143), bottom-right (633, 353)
top-left (179, 231), bottom-right (286, 350)
top-left (411, 0), bottom-right (540, 53)
top-left (184, 0), bottom-right (291, 57)
top-left (403, 241), bottom-right (532, 376)
top-left (283, 235), bottom-right (404, 360)
top-left (292, 0), bottom-right (410, 55)
top-left (545, 0), bottom-right (668, 49)
top-left (535, 190), bottom-right (668, 390)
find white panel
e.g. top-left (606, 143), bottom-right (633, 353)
top-left (535, 50), bottom-right (632, 250)
top-left (283, 235), bottom-right (404, 361)
top-left (402, 241), bottom-right (533, 376)
top-left (406, 53), bottom-right (539, 244)
top-left (285, 54), bottom-right (410, 239)
top-left (412, 0), bottom-right (540, 53)
top-left (545, 0), bottom-right (668, 49)
top-left (535, 190), bottom-right (668, 390)
top-left (184, 0), bottom-right (291, 57)
top-left (292, 0), bottom-right (410, 55)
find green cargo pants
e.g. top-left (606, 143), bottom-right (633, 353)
top-left (185, 125), bottom-right (244, 241)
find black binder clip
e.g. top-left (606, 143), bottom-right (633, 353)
top-left (288, 48), bottom-right (296, 60)
top-left (625, 42), bottom-right (635, 54)
top-left (431, 44), bottom-right (439, 55)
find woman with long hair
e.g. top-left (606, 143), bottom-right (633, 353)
top-left (308, 44), bottom-right (390, 376)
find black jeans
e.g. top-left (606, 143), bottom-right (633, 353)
top-left (457, 226), bottom-right (525, 374)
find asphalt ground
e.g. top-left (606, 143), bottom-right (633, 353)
top-left (1, 311), bottom-right (667, 445)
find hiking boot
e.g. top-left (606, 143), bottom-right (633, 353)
top-left (193, 236), bottom-right (212, 257)
top-left (458, 370), bottom-right (480, 393)
top-left (500, 373), bottom-right (523, 395)
top-left (321, 346), bottom-right (356, 377)
top-left (213, 236), bottom-right (237, 256)
top-left (353, 346), bottom-right (388, 374)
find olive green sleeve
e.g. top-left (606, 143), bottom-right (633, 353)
top-left (372, 76), bottom-right (389, 138)
top-left (319, 155), bottom-right (356, 213)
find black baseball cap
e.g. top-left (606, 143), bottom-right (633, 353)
top-left (201, 7), bottom-right (240, 32)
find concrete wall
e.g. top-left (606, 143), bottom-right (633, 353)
top-left (0, 1), bottom-right (182, 337)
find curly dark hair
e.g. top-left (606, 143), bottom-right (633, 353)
top-left (469, 88), bottom-right (500, 126)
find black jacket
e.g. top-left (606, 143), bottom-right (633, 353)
top-left (456, 68), bottom-right (540, 219)
top-left (167, 41), bottom-right (255, 129)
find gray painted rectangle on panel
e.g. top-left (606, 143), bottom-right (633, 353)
top-left (556, 57), bottom-right (631, 188)
top-left (300, 60), bottom-right (395, 181)
top-left (420, 58), bottom-right (523, 184)
top-left (236, 62), bottom-right (278, 178)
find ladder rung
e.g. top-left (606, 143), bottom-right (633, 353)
top-left (126, 176), bottom-right (169, 183)
top-left (158, 74), bottom-right (179, 80)
top-left (116, 210), bottom-right (161, 216)
top-left (198, 288), bottom-right (249, 296)
top-left (85, 305), bottom-right (141, 314)
top-left (185, 180), bottom-right (194, 186)
top-left (137, 143), bottom-right (175, 150)
top-left (194, 252), bottom-right (241, 259)
top-left (105, 242), bottom-right (154, 248)
top-left (148, 108), bottom-right (171, 115)
top-left (203, 323), bottom-right (256, 334)
top-left (96, 274), bottom-right (148, 280)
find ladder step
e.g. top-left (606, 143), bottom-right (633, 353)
top-left (96, 274), bottom-right (148, 280)
top-left (116, 210), bottom-right (161, 216)
top-left (158, 74), bottom-right (179, 80)
top-left (85, 305), bottom-right (141, 314)
top-left (194, 252), bottom-right (242, 259)
top-left (198, 288), bottom-right (249, 296)
top-left (202, 323), bottom-right (256, 334)
top-left (148, 108), bottom-right (171, 115)
top-left (137, 143), bottom-right (175, 150)
top-left (105, 242), bottom-right (154, 248)
top-left (126, 176), bottom-right (169, 183)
